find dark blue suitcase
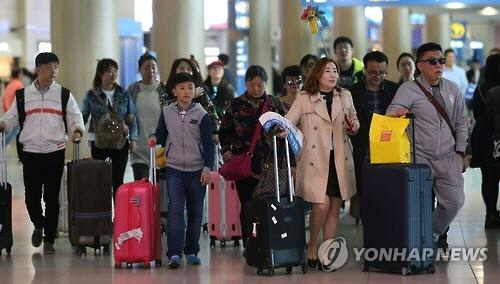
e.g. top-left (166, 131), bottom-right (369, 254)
top-left (361, 114), bottom-right (435, 275)
top-left (361, 163), bottom-right (435, 275)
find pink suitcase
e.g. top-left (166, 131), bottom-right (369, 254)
top-left (208, 171), bottom-right (241, 247)
top-left (114, 150), bottom-right (162, 268)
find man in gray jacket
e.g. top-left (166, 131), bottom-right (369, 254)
top-left (386, 42), bottom-right (468, 250)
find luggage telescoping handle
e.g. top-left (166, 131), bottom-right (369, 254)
top-left (73, 141), bottom-right (80, 161)
top-left (272, 135), bottom-right (294, 203)
top-left (1, 132), bottom-right (6, 189)
top-left (149, 146), bottom-right (157, 186)
top-left (405, 113), bottom-right (417, 164)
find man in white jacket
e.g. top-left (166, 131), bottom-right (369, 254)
top-left (0, 52), bottom-right (84, 254)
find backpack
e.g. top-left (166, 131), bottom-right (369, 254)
top-left (93, 92), bottom-right (127, 150)
top-left (15, 87), bottom-right (70, 163)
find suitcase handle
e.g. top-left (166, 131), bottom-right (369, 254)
top-left (1, 132), bottom-right (6, 188)
top-left (149, 147), bottom-right (157, 186)
top-left (272, 135), bottom-right (294, 203)
top-left (405, 113), bottom-right (416, 164)
top-left (73, 142), bottom-right (80, 161)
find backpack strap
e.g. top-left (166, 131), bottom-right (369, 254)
top-left (15, 88), bottom-right (25, 131)
top-left (61, 86), bottom-right (70, 132)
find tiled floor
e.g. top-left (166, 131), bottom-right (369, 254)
top-left (0, 145), bottom-right (498, 284)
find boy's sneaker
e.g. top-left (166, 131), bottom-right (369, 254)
top-left (186, 254), bottom-right (201, 265)
top-left (31, 228), bottom-right (43, 247)
top-left (43, 242), bottom-right (55, 255)
top-left (168, 255), bottom-right (181, 269)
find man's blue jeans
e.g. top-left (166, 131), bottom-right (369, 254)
top-left (165, 167), bottom-right (206, 258)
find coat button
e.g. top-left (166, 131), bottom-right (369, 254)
top-left (313, 126), bottom-right (318, 130)
top-left (344, 140), bottom-right (346, 143)
top-left (312, 145), bottom-right (316, 149)
top-left (310, 162), bottom-right (314, 166)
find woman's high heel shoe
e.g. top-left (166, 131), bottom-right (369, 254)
top-left (307, 258), bottom-right (318, 268)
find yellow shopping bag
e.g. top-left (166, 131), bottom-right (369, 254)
top-left (369, 113), bottom-right (410, 164)
top-left (155, 147), bottom-right (167, 168)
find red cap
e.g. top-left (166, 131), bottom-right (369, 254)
top-left (207, 60), bottom-right (224, 69)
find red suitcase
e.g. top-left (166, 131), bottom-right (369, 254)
top-left (208, 171), bottom-right (241, 247)
top-left (114, 149), bottom-right (162, 268)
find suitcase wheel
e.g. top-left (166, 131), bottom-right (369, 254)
top-left (202, 223), bottom-right (208, 234)
top-left (233, 240), bottom-right (240, 248)
top-left (286, 266), bottom-right (292, 274)
top-left (155, 259), bottom-right (162, 267)
top-left (126, 263), bottom-right (132, 269)
top-left (401, 266), bottom-right (411, 276)
top-left (103, 245), bottom-right (110, 255)
top-left (72, 245), bottom-right (86, 256)
top-left (257, 268), bottom-right (263, 275)
top-left (220, 241), bottom-right (226, 248)
top-left (427, 265), bottom-right (435, 274)
top-left (144, 262), bottom-right (151, 269)
top-left (114, 262), bottom-right (121, 269)
top-left (267, 268), bottom-right (274, 276)
top-left (210, 239), bottom-right (216, 248)
top-left (301, 264), bottom-right (308, 274)
top-left (362, 262), bottom-right (369, 272)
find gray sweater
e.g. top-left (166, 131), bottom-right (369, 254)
top-left (386, 76), bottom-right (468, 160)
top-left (154, 102), bottom-right (215, 172)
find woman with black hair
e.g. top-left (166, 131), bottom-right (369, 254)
top-left (81, 58), bottom-right (137, 199)
top-left (470, 54), bottom-right (500, 229)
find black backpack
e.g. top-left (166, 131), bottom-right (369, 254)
top-left (15, 87), bottom-right (70, 162)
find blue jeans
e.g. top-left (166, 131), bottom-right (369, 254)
top-left (165, 167), bottom-right (206, 258)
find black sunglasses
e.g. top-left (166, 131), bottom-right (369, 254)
top-left (286, 76), bottom-right (303, 86)
top-left (420, 57), bottom-right (446, 65)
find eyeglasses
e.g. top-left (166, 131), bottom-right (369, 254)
top-left (419, 57), bottom-right (446, 65)
top-left (366, 71), bottom-right (387, 77)
top-left (286, 76), bottom-right (303, 86)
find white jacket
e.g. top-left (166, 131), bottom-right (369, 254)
top-left (0, 80), bottom-right (85, 154)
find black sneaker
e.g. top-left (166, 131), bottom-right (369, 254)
top-left (485, 211), bottom-right (500, 229)
top-left (43, 242), bottom-right (55, 255)
top-left (168, 255), bottom-right (181, 269)
top-left (31, 228), bottom-right (43, 248)
top-left (437, 235), bottom-right (449, 249)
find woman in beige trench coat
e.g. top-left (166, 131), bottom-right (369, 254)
top-left (284, 57), bottom-right (359, 269)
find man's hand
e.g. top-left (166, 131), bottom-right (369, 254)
top-left (222, 151), bottom-right (233, 162)
top-left (72, 131), bottom-right (82, 143)
top-left (200, 168), bottom-right (211, 186)
top-left (129, 140), bottom-right (137, 153)
top-left (0, 121), bottom-right (6, 132)
top-left (386, 108), bottom-right (409, 117)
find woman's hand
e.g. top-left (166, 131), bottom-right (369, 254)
top-left (222, 151), bottom-right (233, 162)
top-left (129, 141), bottom-right (137, 153)
top-left (274, 126), bottom-right (288, 139)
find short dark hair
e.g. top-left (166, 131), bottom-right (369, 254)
top-left (299, 54), bottom-right (318, 67)
top-left (281, 65), bottom-right (304, 84)
top-left (35, 52), bottom-right (59, 67)
top-left (93, 58), bottom-right (119, 89)
top-left (218, 54), bottom-right (230, 65)
top-left (484, 54), bottom-right (500, 83)
top-left (396, 52), bottom-right (415, 68)
top-left (11, 68), bottom-right (21, 78)
top-left (171, 72), bottom-right (195, 89)
top-left (333, 36), bottom-right (353, 50)
top-left (138, 52), bottom-right (158, 69)
top-left (245, 65), bottom-right (268, 82)
top-left (444, 48), bottom-right (455, 56)
top-left (416, 42), bottom-right (442, 61)
top-left (363, 51), bottom-right (388, 66)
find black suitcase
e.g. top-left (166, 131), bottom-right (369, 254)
top-left (245, 136), bottom-right (307, 276)
top-left (0, 133), bottom-right (12, 256)
top-left (67, 144), bottom-right (113, 256)
top-left (361, 114), bottom-right (435, 275)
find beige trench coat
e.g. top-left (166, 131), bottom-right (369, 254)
top-left (285, 89), bottom-right (359, 203)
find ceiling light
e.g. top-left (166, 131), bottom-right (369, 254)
top-left (480, 6), bottom-right (499, 16)
top-left (444, 2), bottom-right (466, 9)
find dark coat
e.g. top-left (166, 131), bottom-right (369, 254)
top-left (348, 79), bottom-right (399, 193)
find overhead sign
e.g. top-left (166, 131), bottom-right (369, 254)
top-left (302, 0), bottom-right (500, 7)
top-left (450, 22), bottom-right (466, 40)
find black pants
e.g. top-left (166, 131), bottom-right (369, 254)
top-left (235, 177), bottom-right (258, 245)
top-left (132, 163), bottom-right (149, 181)
top-left (91, 141), bottom-right (129, 200)
top-left (22, 149), bottom-right (65, 244)
top-left (480, 166), bottom-right (500, 215)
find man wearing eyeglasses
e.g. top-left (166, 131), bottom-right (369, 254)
top-left (348, 51), bottom-right (399, 223)
top-left (386, 42), bottom-right (468, 252)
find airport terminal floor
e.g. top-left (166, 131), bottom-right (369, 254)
top-left (0, 144), bottom-right (499, 284)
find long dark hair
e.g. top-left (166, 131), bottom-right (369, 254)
top-left (165, 58), bottom-right (203, 96)
top-left (93, 58), bottom-right (118, 89)
top-left (303, 57), bottom-right (341, 95)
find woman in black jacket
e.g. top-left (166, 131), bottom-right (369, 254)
top-left (470, 54), bottom-right (500, 229)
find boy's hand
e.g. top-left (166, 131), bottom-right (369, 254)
top-left (72, 131), bottom-right (82, 143)
top-left (148, 136), bottom-right (157, 148)
top-left (200, 168), bottom-right (211, 186)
